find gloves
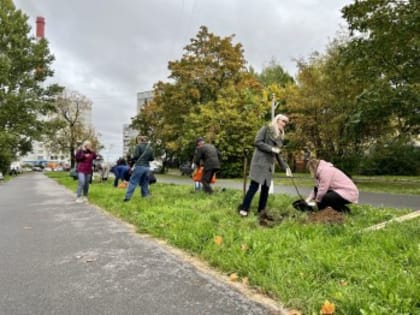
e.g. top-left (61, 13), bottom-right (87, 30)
top-left (305, 197), bottom-right (316, 207)
top-left (271, 147), bottom-right (280, 154)
top-left (285, 167), bottom-right (293, 177)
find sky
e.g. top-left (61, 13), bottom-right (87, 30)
top-left (13, 0), bottom-right (353, 162)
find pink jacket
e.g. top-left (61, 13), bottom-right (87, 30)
top-left (311, 160), bottom-right (359, 203)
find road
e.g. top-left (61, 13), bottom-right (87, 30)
top-left (0, 173), bottom-right (285, 315)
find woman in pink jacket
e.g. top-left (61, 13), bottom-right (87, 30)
top-left (306, 159), bottom-right (359, 212)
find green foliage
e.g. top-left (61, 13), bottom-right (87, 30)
top-left (360, 142), bottom-right (420, 175)
top-left (283, 41), bottom-right (367, 163)
top-left (255, 59), bottom-right (294, 87)
top-left (48, 172), bottom-right (420, 314)
top-left (0, 0), bottom-right (62, 170)
top-left (341, 0), bottom-right (420, 140)
top-left (131, 26), bottom-right (266, 176)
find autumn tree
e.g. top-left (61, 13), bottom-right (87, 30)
top-left (46, 90), bottom-right (101, 167)
top-left (132, 26), bottom-right (266, 176)
top-left (0, 0), bottom-right (62, 172)
top-left (280, 39), bottom-right (370, 171)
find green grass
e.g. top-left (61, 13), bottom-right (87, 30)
top-left (48, 172), bottom-right (419, 315)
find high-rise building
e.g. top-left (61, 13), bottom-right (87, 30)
top-left (137, 90), bottom-right (153, 113)
top-left (121, 90), bottom-right (153, 157)
top-left (122, 124), bottom-right (138, 157)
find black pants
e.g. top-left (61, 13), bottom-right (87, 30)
top-left (240, 180), bottom-right (270, 213)
top-left (316, 188), bottom-right (350, 211)
top-left (201, 168), bottom-right (218, 194)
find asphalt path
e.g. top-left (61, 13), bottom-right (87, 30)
top-left (0, 173), bottom-right (285, 315)
top-left (157, 175), bottom-right (420, 211)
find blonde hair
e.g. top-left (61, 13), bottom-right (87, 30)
top-left (82, 140), bottom-right (92, 149)
top-left (307, 159), bottom-right (320, 177)
top-left (270, 114), bottom-right (289, 139)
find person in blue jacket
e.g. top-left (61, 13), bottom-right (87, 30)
top-left (111, 160), bottom-right (130, 187)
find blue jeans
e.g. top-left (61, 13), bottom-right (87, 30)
top-left (76, 172), bottom-right (92, 197)
top-left (124, 165), bottom-right (150, 199)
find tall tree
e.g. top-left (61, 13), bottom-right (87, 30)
top-left (46, 90), bottom-right (101, 167)
top-left (282, 40), bottom-right (367, 170)
top-left (341, 0), bottom-right (419, 142)
top-left (256, 59), bottom-right (294, 87)
top-left (0, 0), bottom-right (62, 172)
top-left (132, 26), bottom-right (266, 176)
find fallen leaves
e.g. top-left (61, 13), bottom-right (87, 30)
top-left (214, 235), bottom-right (223, 246)
top-left (320, 300), bottom-right (335, 315)
top-left (229, 272), bottom-right (239, 282)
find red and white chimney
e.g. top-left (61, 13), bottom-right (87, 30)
top-left (36, 16), bottom-right (45, 39)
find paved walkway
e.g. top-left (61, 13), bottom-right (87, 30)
top-left (0, 173), bottom-right (285, 315)
top-left (157, 175), bottom-right (420, 211)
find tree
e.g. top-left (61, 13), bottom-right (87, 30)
top-left (46, 90), bottom-right (101, 167)
top-left (132, 26), bottom-right (266, 176)
top-left (0, 0), bottom-right (62, 172)
top-left (341, 0), bottom-right (419, 142)
top-left (281, 40), bottom-right (369, 171)
top-left (255, 59), bottom-right (294, 87)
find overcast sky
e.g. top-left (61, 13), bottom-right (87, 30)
top-left (13, 0), bottom-right (353, 161)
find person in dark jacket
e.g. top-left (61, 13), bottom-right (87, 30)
top-left (193, 137), bottom-right (220, 194)
top-left (124, 135), bottom-right (154, 201)
top-left (238, 114), bottom-right (293, 222)
top-left (75, 140), bottom-right (97, 203)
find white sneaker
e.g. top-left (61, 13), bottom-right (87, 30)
top-left (239, 210), bottom-right (248, 217)
top-left (82, 196), bottom-right (88, 202)
top-left (75, 197), bottom-right (83, 203)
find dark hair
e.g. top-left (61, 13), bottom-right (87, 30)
top-left (137, 135), bottom-right (148, 143)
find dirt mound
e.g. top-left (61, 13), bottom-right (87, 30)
top-left (307, 207), bottom-right (344, 224)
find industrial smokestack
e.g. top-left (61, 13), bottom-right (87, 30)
top-left (36, 16), bottom-right (45, 39)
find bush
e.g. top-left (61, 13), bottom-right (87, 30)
top-left (360, 142), bottom-right (420, 175)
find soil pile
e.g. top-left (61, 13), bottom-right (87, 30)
top-left (308, 207), bottom-right (344, 224)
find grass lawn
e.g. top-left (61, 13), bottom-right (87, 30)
top-left (47, 172), bottom-right (419, 315)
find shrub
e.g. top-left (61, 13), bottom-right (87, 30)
top-left (360, 142), bottom-right (420, 175)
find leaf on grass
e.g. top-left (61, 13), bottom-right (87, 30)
top-left (288, 309), bottom-right (302, 315)
top-left (320, 300), bottom-right (335, 315)
top-left (214, 235), bottom-right (223, 246)
top-left (229, 273), bottom-right (238, 282)
top-left (240, 243), bottom-right (249, 251)
top-left (338, 279), bottom-right (348, 286)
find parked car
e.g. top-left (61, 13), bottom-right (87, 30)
top-left (179, 162), bottom-right (193, 176)
top-left (9, 162), bottom-right (22, 175)
top-left (150, 160), bottom-right (163, 173)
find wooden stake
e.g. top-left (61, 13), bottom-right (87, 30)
top-left (364, 210), bottom-right (420, 231)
